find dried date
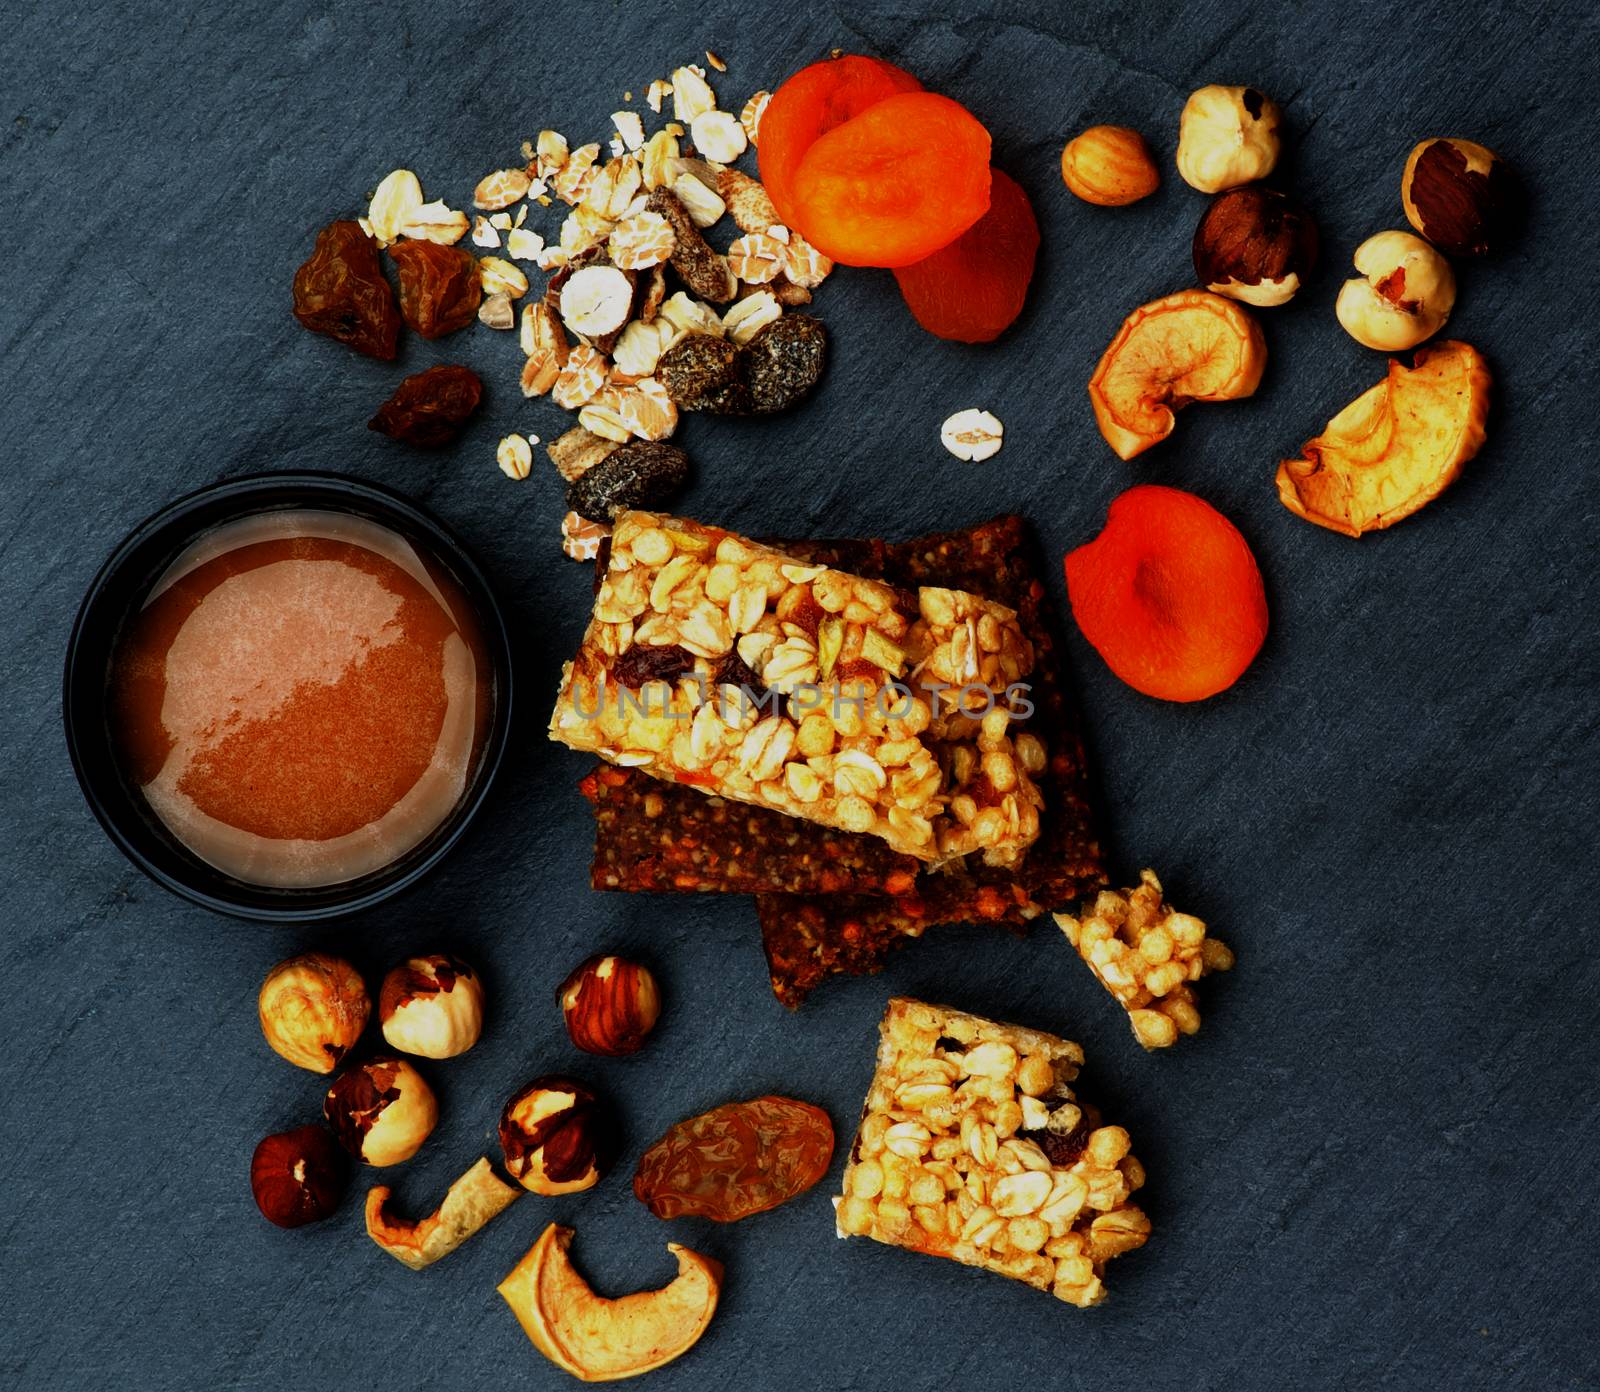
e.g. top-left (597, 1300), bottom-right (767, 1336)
top-left (633, 1095), bottom-right (833, 1222)
top-left (368, 365), bottom-right (483, 447)
top-left (292, 219), bottom-right (401, 360)
top-left (745, 314), bottom-right (826, 414)
top-left (387, 240), bottom-right (482, 339)
top-left (565, 441), bottom-right (691, 522)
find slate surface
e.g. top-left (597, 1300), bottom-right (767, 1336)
top-left (3, 1), bottom-right (1598, 1388)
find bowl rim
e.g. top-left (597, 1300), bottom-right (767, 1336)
top-left (62, 470), bottom-right (514, 922)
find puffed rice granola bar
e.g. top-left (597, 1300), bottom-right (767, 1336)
top-left (549, 512), bottom-right (1044, 865)
top-left (1054, 869), bottom-right (1234, 1050)
top-left (835, 998), bottom-right (1150, 1307)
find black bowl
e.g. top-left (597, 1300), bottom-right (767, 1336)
top-left (62, 472), bottom-right (514, 921)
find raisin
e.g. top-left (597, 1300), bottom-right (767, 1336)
top-left (291, 220), bottom-right (401, 360)
top-left (658, 334), bottom-right (750, 415)
top-left (634, 1095), bottom-right (834, 1222)
top-left (745, 314), bottom-right (826, 413)
top-left (367, 365), bottom-right (483, 447)
top-left (566, 441), bottom-right (692, 522)
top-left (713, 650), bottom-right (765, 699)
top-left (611, 643), bottom-right (696, 688)
top-left (386, 240), bottom-right (482, 339)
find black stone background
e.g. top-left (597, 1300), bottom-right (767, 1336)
top-left (3, 1), bottom-right (1598, 1388)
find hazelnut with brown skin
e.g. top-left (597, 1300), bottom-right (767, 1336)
top-left (1401, 138), bottom-right (1522, 258)
top-left (258, 952), bottom-right (370, 1074)
top-left (379, 954), bottom-right (484, 1059)
top-left (499, 1076), bottom-right (620, 1196)
top-left (558, 955), bottom-right (661, 1057)
top-left (250, 1124), bottom-right (347, 1228)
top-left (1192, 186), bottom-right (1319, 307)
top-left (1335, 230), bottom-right (1456, 351)
top-left (325, 1056), bottom-right (438, 1166)
top-left (1176, 85), bottom-right (1282, 193)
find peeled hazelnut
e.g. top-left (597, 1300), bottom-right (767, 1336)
top-left (250, 1124), bottom-right (347, 1228)
top-left (325, 1056), bottom-right (438, 1166)
top-left (1401, 137), bottom-right (1522, 258)
top-left (379, 954), bottom-right (484, 1059)
top-left (1060, 125), bottom-right (1160, 207)
top-left (558, 954), bottom-right (661, 1056)
top-left (1175, 85), bottom-right (1282, 193)
top-left (499, 1076), bottom-right (620, 1196)
top-left (258, 952), bottom-right (370, 1074)
top-left (1192, 186), bottom-right (1318, 306)
top-left (1335, 230), bottom-right (1456, 351)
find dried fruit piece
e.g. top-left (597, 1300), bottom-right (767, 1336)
top-left (497, 1224), bottom-right (722, 1382)
top-left (566, 441), bottom-right (691, 522)
top-left (1065, 485), bottom-right (1268, 702)
top-left (658, 332), bottom-right (749, 414)
top-left (1276, 340), bottom-right (1491, 537)
top-left (646, 188), bottom-right (736, 302)
top-left (634, 1096), bottom-right (834, 1221)
top-left (940, 408), bottom-right (1004, 461)
top-left (368, 366), bottom-right (483, 447)
top-left (759, 55), bottom-right (923, 227)
top-left (789, 92), bottom-right (992, 267)
top-left (1060, 125), bottom-right (1160, 206)
top-left (892, 168), bottom-right (1038, 342)
top-left (387, 240), bottom-right (482, 339)
top-left (365, 1157), bottom-right (522, 1269)
top-left (291, 220), bottom-right (400, 360)
top-left (1087, 291), bottom-right (1267, 459)
top-left (743, 314), bottom-right (826, 413)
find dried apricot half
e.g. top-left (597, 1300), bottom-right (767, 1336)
top-left (892, 169), bottom-right (1039, 342)
top-left (759, 54), bottom-right (922, 229)
top-left (1276, 340), bottom-right (1491, 537)
top-left (1065, 485), bottom-right (1268, 702)
top-left (788, 92), bottom-right (992, 268)
top-left (1088, 290), bottom-right (1267, 459)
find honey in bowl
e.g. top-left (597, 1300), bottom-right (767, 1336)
top-left (107, 510), bottom-right (492, 888)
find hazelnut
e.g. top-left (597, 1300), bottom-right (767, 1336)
top-left (250, 1124), bottom-right (347, 1228)
top-left (324, 1056), bottom-right (438, 1166)
top-left (499, 1076), bottom-right (620, 1195)
top-left (558, 954), bottom-right (661, 1056)
top-left (1175, 85), bottom-right (1282, 193)
top-left (379, 953), bottom-right (484, 1059)
top-left (258, 952), bottom-right (370, 1074)
top-left (1192, 186), bottom-right (1318, 307)
top-left (1060, 125), bottom-right (1160, 207)
top-left (1335, 230), bottom-right (1456, 351)
top-left (1401, 137), bottom-right (1522, 258)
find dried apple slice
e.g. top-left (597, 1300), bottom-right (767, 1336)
top-left (1275, 340), bottom-right (1490, 536)
top-left (498, 1223), bottom-right (722, 1382)
top-left (364, 1157), bottom-right (521, 1270)
top-left (1088, 290), bottom-right (1267, 459)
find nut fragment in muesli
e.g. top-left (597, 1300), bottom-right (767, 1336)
top-left (835, 998), bottom-right (1150, 1307)
top-left (565, 442), bottom-right (692, 522)
top-left (1054, 869), bottom-right (1234, 1050)
top-left (744, 314), bottom-right (826, 413)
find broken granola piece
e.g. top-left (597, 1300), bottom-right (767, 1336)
top-left (1054, 869), bottom-right (1233, 1050)
top-left (562, 510), bottom-right (611, 561)
top-left (646, 188), bottom-right (737, 303)
top-left (548, 426), bottom-right (621, 483)
top-left (836, 998), bottom-right (1150, 1307)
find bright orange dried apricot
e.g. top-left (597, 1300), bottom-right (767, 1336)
top-left (1065, 485), bottom-right (1267, 703)
top-left (758, 55), bottom-right (922, 229)
top-left (892, 169), bottom-right (1039, 342)
top-left (788, 93), bottom-right (992, 268)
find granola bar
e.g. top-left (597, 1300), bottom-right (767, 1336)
top-left (835, 998), bottom-right (1150, 1307)
top-left (1054, 869), bottom-right (1234, 1050)
top-left (549, 511), bottom-right (1044, 865)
